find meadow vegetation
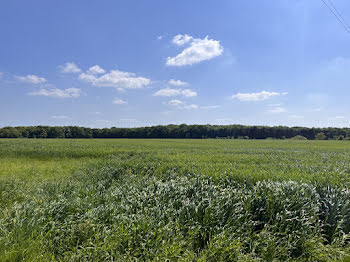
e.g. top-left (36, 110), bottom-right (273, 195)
top-left (0, 139), bottom-right (349, 261)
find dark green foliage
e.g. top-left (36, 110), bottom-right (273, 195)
top-left (1, 124), bottom-right (350, 140)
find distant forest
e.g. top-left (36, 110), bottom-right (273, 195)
top-left (0, 125), bottom-right (349, 140)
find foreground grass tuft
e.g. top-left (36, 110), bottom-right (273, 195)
top-left (1, 156), bottom-right (349, 261)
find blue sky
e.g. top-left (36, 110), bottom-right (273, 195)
top-left (1, 0), bottom-right (350, 128)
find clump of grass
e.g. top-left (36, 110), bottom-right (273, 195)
top-left (1, 157), bottom-right (349, 261)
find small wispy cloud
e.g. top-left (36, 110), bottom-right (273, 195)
top-left (172, 34), bottom-right (193, 46)
top-left (51, 115), bottom-right (70, 119)
top-left (167, 99), bottom-right (218, 110)
top-left (183, 104), bottom-right (199, 109)
top-left (113, 98), bottom-right (127, 105)
top-left (153, 87), bottom-right (197, 97)
top-left (168, 79), bottom-right (188, 86)
top-left (200, 105), bottom-right (220, 109)
top-left (16, 74), bottom-right (46, 84)
top-left (157, 33), bottom-right (168, 40)
top-left (29, 87), bottom-right (82, 98)
top-left (168, 99), bottom-right (185, 107)
top-left (232, 91), bottom-right (287, 101)
top-left (267, 106), bottom-right (286, 114)
top-left (154, 88), bottom-right (181, 97)
top-left (59, 62), bottom-right (82, 73)
top-left (181, 89), bottom-right (197, 97)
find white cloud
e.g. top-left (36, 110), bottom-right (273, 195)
top-left (200, 105), bottom-right (220, 109)
top-left (167, 99), bottom-right (216, 110)
top-left (29, 87), bottom-right (82, 98)
top-left (113, 98), bottom-right (127, 105)
top-left (231, 91), bottom-right (287, 101)
top-left (78, 73), bottom-right (96, 82)
top-left (16, 74), bottom-right (46, 84)
top-left (116, 88), bottom-right (126, 92)
top-left (59, 62), bottom-right (81, 73)
top-left (172, 34), bottom-right (193, 46)
top-left (167, 35), bottom-right (223, 66)
top-left (168, 99), bottom-right (185, 107)
top-left (154, 88), bottom-right (182, 97)
top-left (181, 89), bottom-right (197, 97)
top-left (79, 69), bottom-right (150, 89)
top-left (335, 116), bottom-right (345, 119)
top-left (267, 106), bottom-right (286, 114)
top-left (87, 65), bottom-right (105, 75)
top-left (183, 104), bottom-right (199, 109)
top-left (268, 103), bottom-right (282, 107)
top-left (153, 87), bottom-right (197, 97)
top-left (168, 79), bottom-right (188, 86)
top-left (52, 115), bottom-right (70, 119)
top-left (157, 33), bottom-right (168, 40)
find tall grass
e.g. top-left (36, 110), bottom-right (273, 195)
top-left (0, 139), bottom-right (350, 261)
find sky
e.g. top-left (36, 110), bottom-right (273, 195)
top-left (1, 0), bottom-right (350, 128)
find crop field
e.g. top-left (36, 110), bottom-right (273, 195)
top-left (0, 139), bottom-right (349, 261)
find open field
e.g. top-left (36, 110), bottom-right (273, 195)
top-left (0, 139), bottom-right (349, 261)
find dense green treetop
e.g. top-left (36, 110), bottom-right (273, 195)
top-left (1, 125), bottom-right (349, 140)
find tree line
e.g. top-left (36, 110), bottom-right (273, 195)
top-left (0, 125), bottom-right (349, 140)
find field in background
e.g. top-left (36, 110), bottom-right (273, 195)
top-left (1, 139), bottom-right (349, 261)
top-left (2, 139), bottom-right (350, 184)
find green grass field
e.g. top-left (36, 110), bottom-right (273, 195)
top-left (0, 139), bottom-right (349, 261)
